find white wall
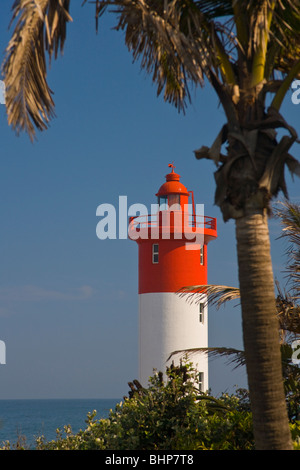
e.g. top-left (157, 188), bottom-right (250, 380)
top-left (139, 292), bottom-right (208, 390)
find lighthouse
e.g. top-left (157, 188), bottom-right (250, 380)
top-left (128, 165), bottom-right (217, 390)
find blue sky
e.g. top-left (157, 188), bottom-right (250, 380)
top-left (0, 1), bottom-right (299, 399)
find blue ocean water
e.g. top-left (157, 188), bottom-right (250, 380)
top-left (0, 398), bottom-right (120, 449)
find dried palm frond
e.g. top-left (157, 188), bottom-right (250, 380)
top-left (3, 0), bottom-right (300, 140)
top-left (177, 284), bottom-right (240, 309)
top-left (82, 0), bottom-right (107, 33)
top-left (2, 0), bottom-right (72, 141)
top-left (167, 346), bottom-right (246, 370)
top-left (275, 200), bottom-right (300, 300)
top-left (178, 279), bottom-right (300, 334)
top-left (102, 0), bottom-right (237, 112)
top-left (276, 282), bottom-right (300, 344)
top-left (271, 0), bottom-right (300, 76)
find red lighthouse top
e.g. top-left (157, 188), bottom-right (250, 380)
top-left (156, 164), bottom-right (189, 197)
top-left (128, 165), bottom-right (217, 294)
top-left (128, 164), bottom-right (217, 240)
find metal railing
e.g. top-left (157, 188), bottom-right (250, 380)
top-left (129, 213), bottom-right (216, 231)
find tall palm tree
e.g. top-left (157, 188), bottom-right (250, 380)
top-left (2, 0), bottom-right (300, 449)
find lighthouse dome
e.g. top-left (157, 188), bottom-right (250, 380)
top-left (156, 164), bottom-right (189, 197)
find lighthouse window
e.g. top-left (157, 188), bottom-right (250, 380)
top-left (152, 244), bottom-right (159, 264)
top-left (168, 194), bottom-right (180, 208)
top-left (199, 303), bottom-right (205, 323)
top-left (198, 372), bottom-right (204, 392)
top-left (200, 246), bottom-right (204, 265)
top-left (158, 196), bottom-right (168, 211)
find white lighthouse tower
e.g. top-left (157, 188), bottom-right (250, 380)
top-left (129, 165), bottom-right (217, 390)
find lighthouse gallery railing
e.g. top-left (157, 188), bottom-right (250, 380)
top-left (129, 213), bottom-right (217, 231)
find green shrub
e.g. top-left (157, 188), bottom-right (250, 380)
top-left (36, 363), bottom-right (254, 450)
top-left (3, 362), bottom-right (298, 450)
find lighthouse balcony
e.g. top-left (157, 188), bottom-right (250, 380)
top-left (128, 212), bottom-right (217, 242)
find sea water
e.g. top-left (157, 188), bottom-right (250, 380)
top-left (0, 398), bottom-right (120, 448)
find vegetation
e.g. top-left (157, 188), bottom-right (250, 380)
top-left (1, 362), bottom-right (298, 451)
top-left (37, 365), bottom-right (256, 450)
top-left (2, 0), bottom-right (300, 448)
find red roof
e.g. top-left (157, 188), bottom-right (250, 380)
top-left (156, 165), bottom-right (189, 197)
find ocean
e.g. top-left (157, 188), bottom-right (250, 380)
top-left (0, 398), bottom-right (120, 449)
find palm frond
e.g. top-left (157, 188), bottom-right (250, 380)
top-left (83, 0), bottom-right (108, 33)
top-left (275, 200), bottom-right (300, 300)
top-left (193, 0), bottom-right (233, 19)
top-left (178, 278), bottom-right (300, 336)
top-left (270, 0), bottom-right (300, 76)
top-left (276, 280), bottom-right (300, 337)
top-left (167, 346), bottom-right (246, 370)
top-left (177, 284), bottom-right (240, 309)
top-left (3, 0), bottom-right (300, 139)
top-left (2, 0), bottom-right (72, 141)
top-left (195, 395), bottom-right (232, 413)
top-left (104, 0), bottom-right (237, 112)
top-left (242, 0), bottom-right (300, 74)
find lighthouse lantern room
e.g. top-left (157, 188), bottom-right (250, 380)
top-left (129, 165), bottom-right (217, 390)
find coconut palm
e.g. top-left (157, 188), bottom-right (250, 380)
top-left (3, 0), bottom-right (300, 449)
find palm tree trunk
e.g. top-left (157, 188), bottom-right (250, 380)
top-left (235, 209), bottom-right (293, 450)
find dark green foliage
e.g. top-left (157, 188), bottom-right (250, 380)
top-left (36, 363), bottom-right (255, 450)
top-left (3, 361), bottom-right (298, 450)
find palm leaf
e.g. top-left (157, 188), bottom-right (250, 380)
top-left (103, 0), bottom-right (239, 112)
top-left (177, 283), bottom-right (240, 309)
top-left (275, 200), bottom-right (300, 300)
top-left (177, 280), bottom-right (300, 335)
top-left (193, 0), bottom-right (233, 19)
top-left (194, 394), bottom-right (232, 413)
top-left (276, 281), bottom-right (300, 338)
top-left (271, 0), bottom-right (300, 75)
top-left (2, 0), bottom-right (72, 141)
top-left (167, 346), bottom-right (246, 369)
top-left (3, 0), bottom-right (300, 139)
